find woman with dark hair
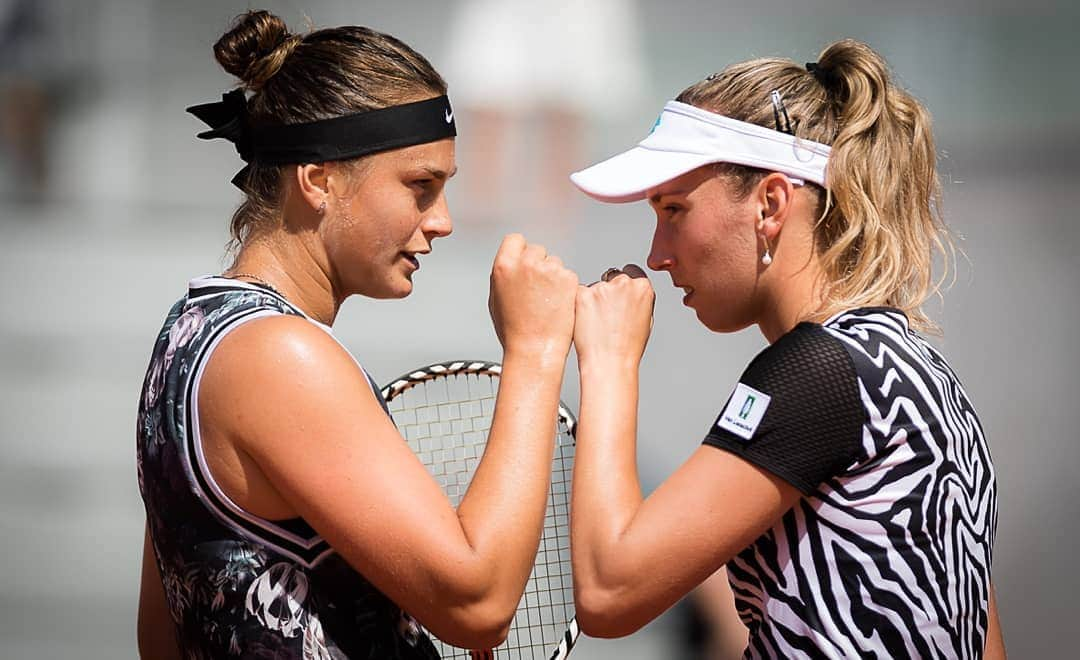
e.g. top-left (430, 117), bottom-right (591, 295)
top-left (136, 11), bottom-right (577, 658)
top-left (568, 39), bottom-right (1005, 658)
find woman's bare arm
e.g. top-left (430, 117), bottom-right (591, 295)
top-left (984, 581), bottom-right (1007, 659)
top-left (199, 236), bottom-right (577, 649)
top-left (570, 270), bottom-right (801, 637)
top-left (137, 524), bottom-right (181, 660)
top-left (570, 404), bottom-right (801, 637)
top-left (691, 567), bottom-right (748, 660)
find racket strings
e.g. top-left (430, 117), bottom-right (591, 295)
top-left (387, 372), bottom-right (576, 659)
top-left (388, 372), bottom-right (496, 502)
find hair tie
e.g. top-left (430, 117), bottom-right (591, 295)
top-left (806, 61), bottom-right (838, 90)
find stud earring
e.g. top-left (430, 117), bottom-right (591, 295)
top-left (317, 200), bottom-right (327, 215)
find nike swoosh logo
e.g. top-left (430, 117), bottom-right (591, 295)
top-left (445, 108), bottom-right (454, 123)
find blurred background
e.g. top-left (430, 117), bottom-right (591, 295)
top-left (1, 0), bottom-right (1077, 657)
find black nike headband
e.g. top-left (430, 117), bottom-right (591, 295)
top-left (187, 90), bottom-right (457, 189)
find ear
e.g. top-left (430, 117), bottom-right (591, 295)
top-left (293, 163), bottom-right (329, 214)
top-left (753, 172), bottom-right (797, 242)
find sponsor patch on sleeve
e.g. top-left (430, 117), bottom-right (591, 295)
top-left (717, 383), bottom-right (771, 441)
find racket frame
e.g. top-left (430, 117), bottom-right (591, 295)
top-left (380, 359), bottom-right (580, 659)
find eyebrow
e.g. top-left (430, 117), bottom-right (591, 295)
top-left (649, 187), bottom-right (691, 204)
top-left (417, 165), bottom-right (458, 180)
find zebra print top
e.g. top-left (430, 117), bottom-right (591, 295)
top-left (703, 307), bottom-right (998, 659)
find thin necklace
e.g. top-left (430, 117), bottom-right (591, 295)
top-left (224, 272), bottom-right (284, 297)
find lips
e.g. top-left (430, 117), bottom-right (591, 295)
top-left (403, 253), bottom-right (420, 271)
top-left (674, 281), bottom-right (694, 304)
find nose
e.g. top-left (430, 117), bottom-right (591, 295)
top-left (646, 222), bottom-right (674, 272)
top-left (422, 194), bottom-right (453, 239)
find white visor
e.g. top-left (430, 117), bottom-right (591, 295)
top-left (570, 100), bottom-right (831, 203)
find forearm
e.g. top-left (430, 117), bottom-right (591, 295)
top-left (693, 566), bottom-right (748, 659)
top-left (984, 581), bottom-right (1007, 659)
top-left (456, 347), bottom-right (566, 605)
top-left (571, 358), bottom-right (644, 592)
top-left (138, 525), bottom-right (182, 660)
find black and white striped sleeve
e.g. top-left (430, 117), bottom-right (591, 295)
top-left (703, 323), bottom-right (866, 494)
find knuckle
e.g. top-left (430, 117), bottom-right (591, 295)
top-left (498, 234), bottom-right (518, 252)
top-left (492, 257), bottom-right (515, 276)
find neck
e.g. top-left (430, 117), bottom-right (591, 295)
top-left (228, 234), bottom-right (339, 326)
top-left (755, 247), bottom-right (828, 345)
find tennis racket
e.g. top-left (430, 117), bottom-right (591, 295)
top-left (381, 360), bottom-right (580, 660)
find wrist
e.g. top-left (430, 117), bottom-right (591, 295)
top-left (502, 342), bottom-right (570, 371)
top-left (577, 352), bottom-right (642, 377)
top-left (578, 357), bottom-right (641, 393)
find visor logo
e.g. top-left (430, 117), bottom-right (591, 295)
top-left (649, 114), bottom-right (662, 134)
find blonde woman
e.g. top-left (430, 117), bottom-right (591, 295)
top-left (568, 40), bottom-right (1005, 658)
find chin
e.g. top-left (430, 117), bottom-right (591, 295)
top-left (697, 309), bottom-right (752, 334)
top-left (372, 287), bottom-right (412, 300)
top-left (388, 278), bottom-right (415, 299)
top-left (357, 279), bottom-right (413, 300)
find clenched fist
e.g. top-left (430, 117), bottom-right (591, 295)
top-left (488, 234), bottom-right (579, 357)
top-left (574, 264), bottom-right (655, 368)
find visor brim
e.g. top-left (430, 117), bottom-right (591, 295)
top-left (569, 146), bottom-right (720, 204)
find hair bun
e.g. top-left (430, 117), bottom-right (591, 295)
top-left (213, 10), bottom-right (295, 90)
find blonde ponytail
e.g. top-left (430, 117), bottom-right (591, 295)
top-left (678, 38), bottom-right (952, 332)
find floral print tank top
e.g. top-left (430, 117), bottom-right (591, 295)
top-left (136, 276), bottom-right (440, 659)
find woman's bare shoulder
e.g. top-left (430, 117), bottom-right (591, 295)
top-left (198, 314), bottom-right (378, 441)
